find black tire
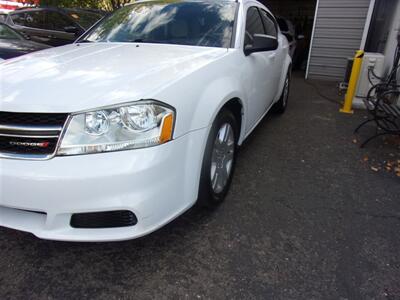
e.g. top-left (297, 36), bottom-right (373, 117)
top-left (272, 71), bottom-right (291, 114)
top-left (197, 109), bottom-right (239, 208)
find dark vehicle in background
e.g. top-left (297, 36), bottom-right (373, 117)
top-left (277, 16), bottom-right (307, 69)
top-left (64, 8), bottom-right (106, 30)
top-left (276, 17), bottom-right (297, 58)
top-left (2, 7), bottom-right (104, 47)
top-left (0, 23), bottom-right (50, 60)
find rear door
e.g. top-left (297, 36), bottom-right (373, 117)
top-left (259, 9), bottom-right (282, 100)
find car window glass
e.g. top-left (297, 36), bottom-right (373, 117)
top-left (46, 11), bottom-right (75, 32)
top-left (11, 13), bottom-right (26, 26)
top-left (260, 10), bottom-right (277, 38)
top-left (277, 18), bottom-right (289, 32)
top-left (67, 11), bottom-right (102, 29)
top-left (0, 14), bottom-right (7, 23)
top-left (12, 11), bottom-right (46, 29)
top-left (82, 2), bottom-right (237, 48)
top-left (245, 7), bottom-right (264, 47)
top-left (0, 24), bottom-right (23, 40)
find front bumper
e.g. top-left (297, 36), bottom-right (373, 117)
top-left (0, 128), bottom-right (208, 242)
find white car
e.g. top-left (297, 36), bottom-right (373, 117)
top-left (0, 0), bottom-right (291, 242)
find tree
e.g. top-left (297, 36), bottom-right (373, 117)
top-left (38, 0), bottom-right (133, 11)
top-left (104, 0), bottom-right (132, 11)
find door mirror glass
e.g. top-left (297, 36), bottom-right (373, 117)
top-left (244, 34), bottom-right (278, 56)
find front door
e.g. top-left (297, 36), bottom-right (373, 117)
top-left (242, 6), bottom-right (279, 132)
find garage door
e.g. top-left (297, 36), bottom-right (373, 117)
top-left (306, 0), bottom-right (372, 81)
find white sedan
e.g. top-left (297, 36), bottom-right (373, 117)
top-left (0, 0), bottom-right (291, 242)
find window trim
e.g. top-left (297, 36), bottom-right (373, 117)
top-left (229, 3), bottom-right (240, 48)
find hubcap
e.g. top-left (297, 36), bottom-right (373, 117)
top-left (283, 76), bottom-right (289, 107)
top-left (211, 123), bottom-right (235, 194)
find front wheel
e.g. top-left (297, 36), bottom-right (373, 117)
top-left (198, 109), bottom-right (239, 208)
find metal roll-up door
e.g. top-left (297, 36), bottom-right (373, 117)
top-left (307, 0), bottom-right (372, 81)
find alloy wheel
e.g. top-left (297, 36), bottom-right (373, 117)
top-left (210, 123), bottom-right (235, 194)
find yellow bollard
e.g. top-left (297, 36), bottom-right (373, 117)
top-left (340, 50), bottom-right (365, 114)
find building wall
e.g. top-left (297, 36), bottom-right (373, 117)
top-left (382, 1), bottom-right (400, 74)
top-left (307, 0), bottom-right (372, 81)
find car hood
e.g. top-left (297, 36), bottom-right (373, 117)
top-left (0, 43), bottom-right (228, 113)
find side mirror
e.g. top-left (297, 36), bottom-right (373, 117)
top-left (64, 26), bottom-right (79, 34)
top-left (244, 34), bottom-right (278, 56)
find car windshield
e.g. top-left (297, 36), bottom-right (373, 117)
top-left (0, 24), bottom-right (23, 40)
top-left (81, 1), bottom-right (237, 48)
top-left (66, 10), bottom-right (104, 29)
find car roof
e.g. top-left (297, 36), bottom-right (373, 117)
top-left (9, 6), bottom-right (106, 17)
top-left (10, 7), bottom-right (63, 14)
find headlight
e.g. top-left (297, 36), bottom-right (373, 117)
top-left (57, 101), bottom-right (175, 156)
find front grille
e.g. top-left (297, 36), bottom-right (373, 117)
top-left (0, 112), bottom-right (68, 126)
top-left (0, 112), bottom-right (69, 159)
top-left (70, 211), bottom-right (138, 229)
top-left (0, 136), bottom-right (59, 155)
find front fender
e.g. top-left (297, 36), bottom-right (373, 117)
top-left (190, 76), bottom-right (246, 141)
top-left (155, 51), bottom-right (246, 141)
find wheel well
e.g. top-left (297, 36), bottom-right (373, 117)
top-left (222, 98), bottom-right (243, 138)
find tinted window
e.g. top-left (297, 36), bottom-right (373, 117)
top-left (12, 11), bottom-right (46, 29)
top-left (81, 2), bottom-right (237, 48)
top-left (0, 24), bottom-right (23, 40)
top-left (0, 14), bottom-right (7, 23)
top-left (276, 18), bottom-right (289, 32)
top-left (245, 7), bottom-right (264, 47)
top-left (260, 10), bottom-right (277, 38)
top-left (11, 13), bottom-right (27, 26)
top-left (67, 10), bottom-right (103, 29)
top-left (46, 11), bottom-right (75, 31)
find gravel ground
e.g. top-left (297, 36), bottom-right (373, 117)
top-left (1, 73), bottom-right (400, 300)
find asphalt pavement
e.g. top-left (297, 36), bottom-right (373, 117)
top-left (1, 73), bottom-right (399, 300)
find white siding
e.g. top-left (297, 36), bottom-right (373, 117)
top-left (307, 0), bottom-right (372, 80)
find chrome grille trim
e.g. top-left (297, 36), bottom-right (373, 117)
top-left (0, 124), bottom-right (63, 133)
top-left (0, 112), bottom-right (70, 161)
top-left (0, 133), bottom-right (59, 139)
